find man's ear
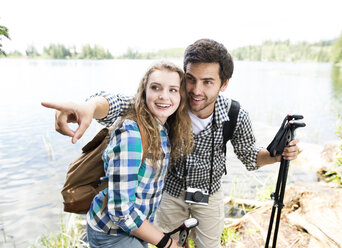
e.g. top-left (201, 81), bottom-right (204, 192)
top-left (220, 79), bottom-right (229, 92)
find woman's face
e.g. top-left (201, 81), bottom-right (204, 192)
top-left (145, 69), bottom-right (181, 124)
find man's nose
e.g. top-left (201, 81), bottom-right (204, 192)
top-left (191, 82), bottom-right (202, 95)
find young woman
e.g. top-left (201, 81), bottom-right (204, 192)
top-left (86, 61), bottom-right (193, 248)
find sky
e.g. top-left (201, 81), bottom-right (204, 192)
top-left (1, 0), bottom-right (342, 56)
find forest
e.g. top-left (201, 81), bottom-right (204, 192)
top-left (1, 24), bottom-right (342, 65)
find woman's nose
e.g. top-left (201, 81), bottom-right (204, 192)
top-left (159, 89), bottom-right (168, 99)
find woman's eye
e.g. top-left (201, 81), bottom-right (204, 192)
top-left (151, 85), bottom-right (159, 90)
top-left (170, 88), bottom-right (178, 93)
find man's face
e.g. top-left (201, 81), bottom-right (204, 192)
top-left (185, 62), bottom-right (228, 119)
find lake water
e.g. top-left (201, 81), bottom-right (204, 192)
top-left (0, 58), bottom-right (341, 247)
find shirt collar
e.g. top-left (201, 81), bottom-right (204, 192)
top-left (156, 119), bottom-right (169, 135)
top-left (213, 94), bottom-right (230, 128)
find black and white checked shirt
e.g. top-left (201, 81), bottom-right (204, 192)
top-left (92, 92), bottom-right (261, 198)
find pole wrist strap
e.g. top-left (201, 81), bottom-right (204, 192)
top-left (156, 233), bottom-right (170, 248)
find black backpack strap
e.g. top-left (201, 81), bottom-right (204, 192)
top-left (222, 99), bottom-right (240, 174)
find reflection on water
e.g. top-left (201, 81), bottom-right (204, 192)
top-left (0, 59), bottom-right (341, 247)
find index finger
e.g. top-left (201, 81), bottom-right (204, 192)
top-left (288, 139), bottom-right (299, 146)
top-left (41, 101), bottom-right (69, 111)
top-left (72, 120), bottom-right (91, 144)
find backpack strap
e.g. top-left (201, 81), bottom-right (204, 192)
top-left (100, 120), bottom-right (147, 213)
top-left (222, 99), bottom-right (240, 174)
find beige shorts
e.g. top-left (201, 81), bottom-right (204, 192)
top-left (154, 188), bottom-right (224, 248)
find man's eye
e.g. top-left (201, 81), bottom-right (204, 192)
top-left (204, 81), bottom-right (212, 85)
top-left (186, 76), bottom-right (194, 82)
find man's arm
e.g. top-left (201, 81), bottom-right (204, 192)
top-left (256, 139), bottom-right (299, 167)
top-left (41, 92), bottom-right (131, 144)
top-left (231, 108), bottom-right (299, 170)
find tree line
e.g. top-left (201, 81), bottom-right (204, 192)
top-left (1, 23), bottom-right (341, 65)
top-left (14, 44), bottom-right (114, 59)
top-left (4, 44), bottom-right (185, 60)
top-left (231, 40), bottom-right (336, 63)
top-left (4, 38), bottom-right (342, 65)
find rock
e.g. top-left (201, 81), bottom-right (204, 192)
top-left (292, 142), bottom-right (325, 172)
top-left (285, 184), bottom-right (342, 247)
top-left (224, 183), bottom-right (342, 248)
top-left (321, 141), bottom-right (341, 163)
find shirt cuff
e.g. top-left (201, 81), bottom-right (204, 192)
top-left (246, 146), bottom-right (263, 171)
top-left (111, 209), bottom-right (146, 233)
top-left (87, 91), bottom-right (119, 126)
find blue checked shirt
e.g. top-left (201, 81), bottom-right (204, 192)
top-left (90, 92), bottom-right (261, 198)
top-left (87, 119), bottom-right (170, 234)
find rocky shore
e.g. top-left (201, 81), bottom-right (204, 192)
top-left (222, 141), bottom-right (342, 248)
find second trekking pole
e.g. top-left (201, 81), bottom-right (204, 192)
top-left (265, 115), bottom-right (305, 248)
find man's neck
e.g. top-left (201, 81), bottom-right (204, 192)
top-left (190, 106), bottom-right (215, 119)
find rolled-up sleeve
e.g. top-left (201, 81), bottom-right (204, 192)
top-left (231, 109), bottom-right (262, 171)
top-left (88, 91), bottom-right (132, 126)
top-left (102, 120), bottom-right (145, 232)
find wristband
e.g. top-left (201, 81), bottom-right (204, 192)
top-left (156, 233), bottom-right (170, 248)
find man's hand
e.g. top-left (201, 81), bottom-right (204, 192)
top-left (257, 139), bottom-right (300, 167)
top-left (41, 101), bottom-right (96, 144)
top-left (276, 139), bottom-right (299, 162)
top-left (42, 96), bottom-right (109, 144)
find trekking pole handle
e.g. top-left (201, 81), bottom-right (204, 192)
top-left (288, 114), bottom-right (303, 120)
top-left (287, 121), bottom-right (306, 147)
top-left (177, 218), bottom-right (199, 247)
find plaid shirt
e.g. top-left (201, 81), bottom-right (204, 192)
top-left (91, 92), bottom-right (261, 198)
top-left (87, 119), bottom-right (170, 235)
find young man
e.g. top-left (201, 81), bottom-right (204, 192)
top-left (42, 39), bottom-right (299, 248)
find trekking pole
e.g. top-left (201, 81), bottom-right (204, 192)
top-left (166, 218), bottom-right (199, 247)
top-left (265, 115), bottom-right (305, 248)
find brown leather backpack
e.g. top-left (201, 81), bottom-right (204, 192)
top-left (61, 127), bottom-right (111, 214)
top-left (61, 122), bottom-right (146, 214)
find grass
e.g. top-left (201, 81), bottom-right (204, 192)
top-left (256, 180), bottom-right (276, 202)
top-left (29, 170), bottom-right (283, 248)
top-left (221, 227), bottom-right (240, 247)
top-left (321, 114), bottom-right (342, 186)
top-left (31, 214), bottom-right (88, 248)
top-left (0, 221), bottom-right (17, 247)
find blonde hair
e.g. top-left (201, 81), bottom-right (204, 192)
top-left (121, 61), bottom-right (193, 168)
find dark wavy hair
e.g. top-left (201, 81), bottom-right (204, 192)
top-left (183, 39), bottom-right (234, 85)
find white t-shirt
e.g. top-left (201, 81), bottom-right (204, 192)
top-left (188, 110), bottom-right (213, 135)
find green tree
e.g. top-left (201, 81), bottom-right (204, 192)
top-left (0, 25), bottom-right (10, 56)
top-left (230, 40), bottom-right (332, 62)
top-left (70, 45), bottom-right (78, 58)
top-left (331, 33), bottom-right (342, 65)
top-left (79, 44), bottom-right (93, 59)
top-left (25, 45), bottom-right (40, 57)
top-left (118, 47), bottom-right (142, 59)
top-left (8, 50), bottom-right (22, 57)
top-left (43, 44), bottom-right (71, 59)
top-left (78, 44), bottom-right (112, 59)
